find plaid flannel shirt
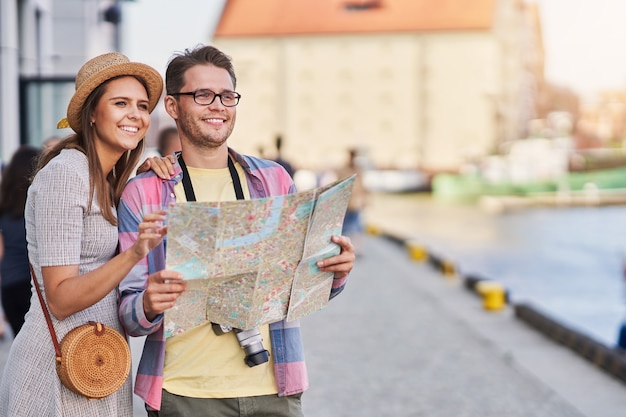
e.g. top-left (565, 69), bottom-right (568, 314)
top-left (117, 149), bottom-right (348, 410)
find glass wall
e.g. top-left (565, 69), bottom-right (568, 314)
top-left (19, 77), bottom-right (75, 146)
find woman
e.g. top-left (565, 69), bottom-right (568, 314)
top-left (0, 52), bottom-right (165, 416)
top-left (0, 145), bottom-right (41, 337)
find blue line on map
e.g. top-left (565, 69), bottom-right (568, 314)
top-left (220, 195), bottom-right (287, 247)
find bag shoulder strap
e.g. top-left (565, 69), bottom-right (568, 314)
top-left (30, 263), bottom-right (62, 358)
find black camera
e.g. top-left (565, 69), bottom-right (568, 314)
top-left (212, 323), bottom-right (270, 367)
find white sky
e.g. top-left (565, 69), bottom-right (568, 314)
top-left (120, 0), bottom-right (626, 100)
top-left (534, 0), bottom-right (626, 99)
top-left (120, 0), bottom-right (226, 74)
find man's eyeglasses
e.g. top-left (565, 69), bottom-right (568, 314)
top-left (170, 89), bottom-right (241, 107)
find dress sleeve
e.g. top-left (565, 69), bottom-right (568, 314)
top-left (31, 162), bottom-right (87, 267)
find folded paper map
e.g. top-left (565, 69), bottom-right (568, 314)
top-left (163, 175), bottom-right (355, 338)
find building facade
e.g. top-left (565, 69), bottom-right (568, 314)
top-left (213, 0), bottom-right (544, 172)
top-left (0, 0), bottom-right (119, 160)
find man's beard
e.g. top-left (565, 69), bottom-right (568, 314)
top-left (178, 113), bottom-right (234, 150)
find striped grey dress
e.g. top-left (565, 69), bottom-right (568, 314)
top-left (0, 149), bottom-right (132, 416)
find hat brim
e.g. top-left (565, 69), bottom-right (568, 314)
top-left (66, 62), bottom-right (163, 133)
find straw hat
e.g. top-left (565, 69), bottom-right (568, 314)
top-left (57, 52), bottom-right (163, 133)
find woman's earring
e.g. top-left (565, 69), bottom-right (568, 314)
top-left (89, 121), bottom-right (95, 127)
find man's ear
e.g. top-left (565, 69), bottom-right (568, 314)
top-left (164, 95), bottom-right (179, 120)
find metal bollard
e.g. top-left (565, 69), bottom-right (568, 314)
top-left (365, 223), bottom-right (380, 235)
top-left (440, 260), bottom-right (456, 277)
top-left (475, 281), bottom-right (506, 311)
top-left (405, 242), bottom-right (427, 261)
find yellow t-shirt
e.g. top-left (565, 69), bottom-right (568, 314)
top-left (163, 163), bottom-right (277, 398)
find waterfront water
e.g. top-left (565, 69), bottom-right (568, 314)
top-left (364, 193), bottom-right (626, 347)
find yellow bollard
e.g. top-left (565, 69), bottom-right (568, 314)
top-left (475, 281), bottom-right (506, 311)
top-left (405, 242), bottom-right (427, 261)
top-left (365, 223), bottom-right (380, 236)
top-left (440, 260), bottom-right (456, 277)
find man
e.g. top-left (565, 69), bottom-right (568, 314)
top-left (337, 147), bottom-right (368, 255)
top-left (157, 126), bottom-right (181, 157)
top-left (42, 136), bottom-right (61, 152)
top-left (271, 134), bottom-right (296, 178)
top-left (117, 45), bottom-right (355, 416)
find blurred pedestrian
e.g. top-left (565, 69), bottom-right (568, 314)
top-left (0, 145), bottom-right (41, 337)
top-left (0, 51), bottom-right (165, 416)
top-left (42, 136), bottom-right (62, 153)
top-left (337, 147), bottom-right (368, 255)
top-left (272, 134), bottom-right (296, 178)
top-left (157, 126), bottom-right (181, 157)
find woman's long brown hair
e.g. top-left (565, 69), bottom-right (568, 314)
top-left (34, 76), bottom-right (146, 226)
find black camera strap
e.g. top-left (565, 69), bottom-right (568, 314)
top-left (178, 154), bottom-right (245, 202)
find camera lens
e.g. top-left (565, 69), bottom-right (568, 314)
top-left (244, 349), bottom-right (270, 367)
top-left (235, 328), bottom-right (270, 367)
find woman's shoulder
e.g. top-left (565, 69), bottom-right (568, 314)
top-left (33, 149), bottom-right (88, 189)
top-left (40, 149), bottom-right (87, 174)
top-left (52, 148), bottom-right (87, 167)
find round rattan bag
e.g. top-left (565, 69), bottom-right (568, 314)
top-left (56, 321), bottom-right (131, 399)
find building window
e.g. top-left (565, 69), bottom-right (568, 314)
top-left (20, 77), bottom-right (74, 146)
